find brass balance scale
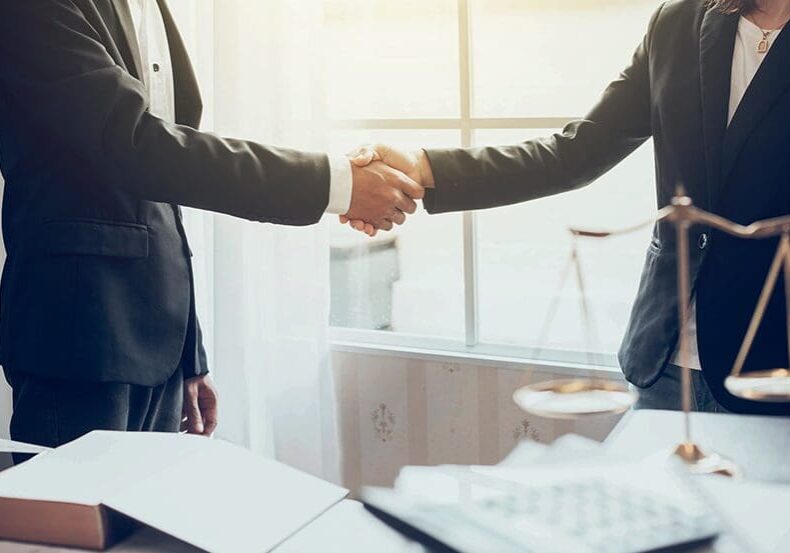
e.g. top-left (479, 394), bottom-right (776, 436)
top-left (513, 191), bottom-right (790, 475)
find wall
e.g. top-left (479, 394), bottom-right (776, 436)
top-left (333, 350), bottom-right (624, 494)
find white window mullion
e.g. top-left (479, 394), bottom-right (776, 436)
top-left (462, 212), bottom-right (479, 346)
top-left (457, 0), bottom-right (479, 347)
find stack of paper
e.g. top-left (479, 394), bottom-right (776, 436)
top-left (364, 434), bottom-right (790, 553)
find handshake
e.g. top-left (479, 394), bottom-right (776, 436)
top-left (340, 145), bottom-right (435, 237)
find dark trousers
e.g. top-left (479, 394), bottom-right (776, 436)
top-left (5, 367), bottom-right (183, 463)
top-left (632, 364), bottom-right (728, 413)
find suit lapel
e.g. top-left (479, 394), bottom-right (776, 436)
top-left (109, 0), bottom-right (145, 83)
top-left (96, 0), bottom-right (203, 127)
top-left (81, 2), bottom-right (132, 75)
top-left (699, 8), bottom-right (738, 208)
top-left (156, 0), bottom-right (203, 128)
top-left (722, 23), bottom-right (790, 183)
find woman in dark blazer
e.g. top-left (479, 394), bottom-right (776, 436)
top-left (345, 0), bottom-right (790, 416)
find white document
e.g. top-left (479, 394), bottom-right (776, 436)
top-left (697, 477), bottom-right (790, 553)
top-left (0, 432), bottom-right (185, 505)
top-left (0, 438), bottom-right (51, 456)
top-left (497, 433), bottom-right (603, 467)
top-left (101, 435), bottom-right (348, 553)
top-left (0, 431), bottom-right (348, 553)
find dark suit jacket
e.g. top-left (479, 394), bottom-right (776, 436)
top-left (0, 0), bottom-right (331, 386)
top-left (422, 0), bottom-right (790, 415)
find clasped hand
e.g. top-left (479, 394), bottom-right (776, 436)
top-left (341, 145), bottom-right (435, 237)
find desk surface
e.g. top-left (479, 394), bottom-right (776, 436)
top-left (606, 409), bottom-right (790, 484)
top-left (1, 409), bottom-right (787, 553)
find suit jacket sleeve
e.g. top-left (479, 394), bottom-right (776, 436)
top-left (422, 4), bottom-right (664, 214)
top-left (0, 0), bottom-right (329, 225)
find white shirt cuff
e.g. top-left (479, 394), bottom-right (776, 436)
top-left (325, 155), bottom-right (353, 215)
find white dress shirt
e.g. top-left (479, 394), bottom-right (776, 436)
top-left (672, 16), bottom-right (782, 370)
top-left (125, 0), bottom-right (352, 214)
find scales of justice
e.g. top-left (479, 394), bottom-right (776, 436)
top-left (513, 189), bottom-right (790, 476)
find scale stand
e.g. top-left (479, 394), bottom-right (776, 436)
top-left (667, 195), bottom-right (738, 477)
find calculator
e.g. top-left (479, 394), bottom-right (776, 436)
top-left (362, 471), bottom-right (720, 553)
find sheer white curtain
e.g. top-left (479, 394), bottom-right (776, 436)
top-left (171, 0), bottom-right (340, 483)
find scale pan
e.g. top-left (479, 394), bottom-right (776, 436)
top-left (725, 369), bottom-right (790, 402)
top-left (513, 379), bottom-right (638, 419)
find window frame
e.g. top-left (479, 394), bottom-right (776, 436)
top-left (328, 0), bottom-right (622, 372)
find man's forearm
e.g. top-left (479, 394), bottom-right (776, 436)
top-left (0, 0), bottom-right (332, 226)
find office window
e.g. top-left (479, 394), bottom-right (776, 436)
top-left (324, 1), bottom-right (460, 120)
top-left (475, 129), bottom-right (655, 359)
top-left (329, 130), bottom-right (466, 339)
top-left (327, 0), bottom-right (660, 364)
top-left (471, 0), bottom-right (657, 117)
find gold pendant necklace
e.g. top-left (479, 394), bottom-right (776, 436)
top-left (758, 29), bottom-right (773, 54)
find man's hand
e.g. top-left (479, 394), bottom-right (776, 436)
top-left (182, 374), bottom-right (219, 436)
top-left (345, 160), bottom-right (424, 232)
top-left (341, 145), bottom-right (435, 236)
top-left (350, 144), bottom-right (435, 188)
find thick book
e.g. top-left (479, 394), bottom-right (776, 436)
top-left (0, 431), bottom-right (348, 552)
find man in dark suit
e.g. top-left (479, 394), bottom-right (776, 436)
top-left (0, 0), bottom-right (424, 452)
top-left (344, 0), bottom-right (790, 416)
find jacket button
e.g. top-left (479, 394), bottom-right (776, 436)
top-left (698, 233), bottom-right (709, 250)
top-left (153, 63), bottom-right (161, 73)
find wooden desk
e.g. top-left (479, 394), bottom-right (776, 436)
top-left (2, 410), bottom-right (787, 552)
